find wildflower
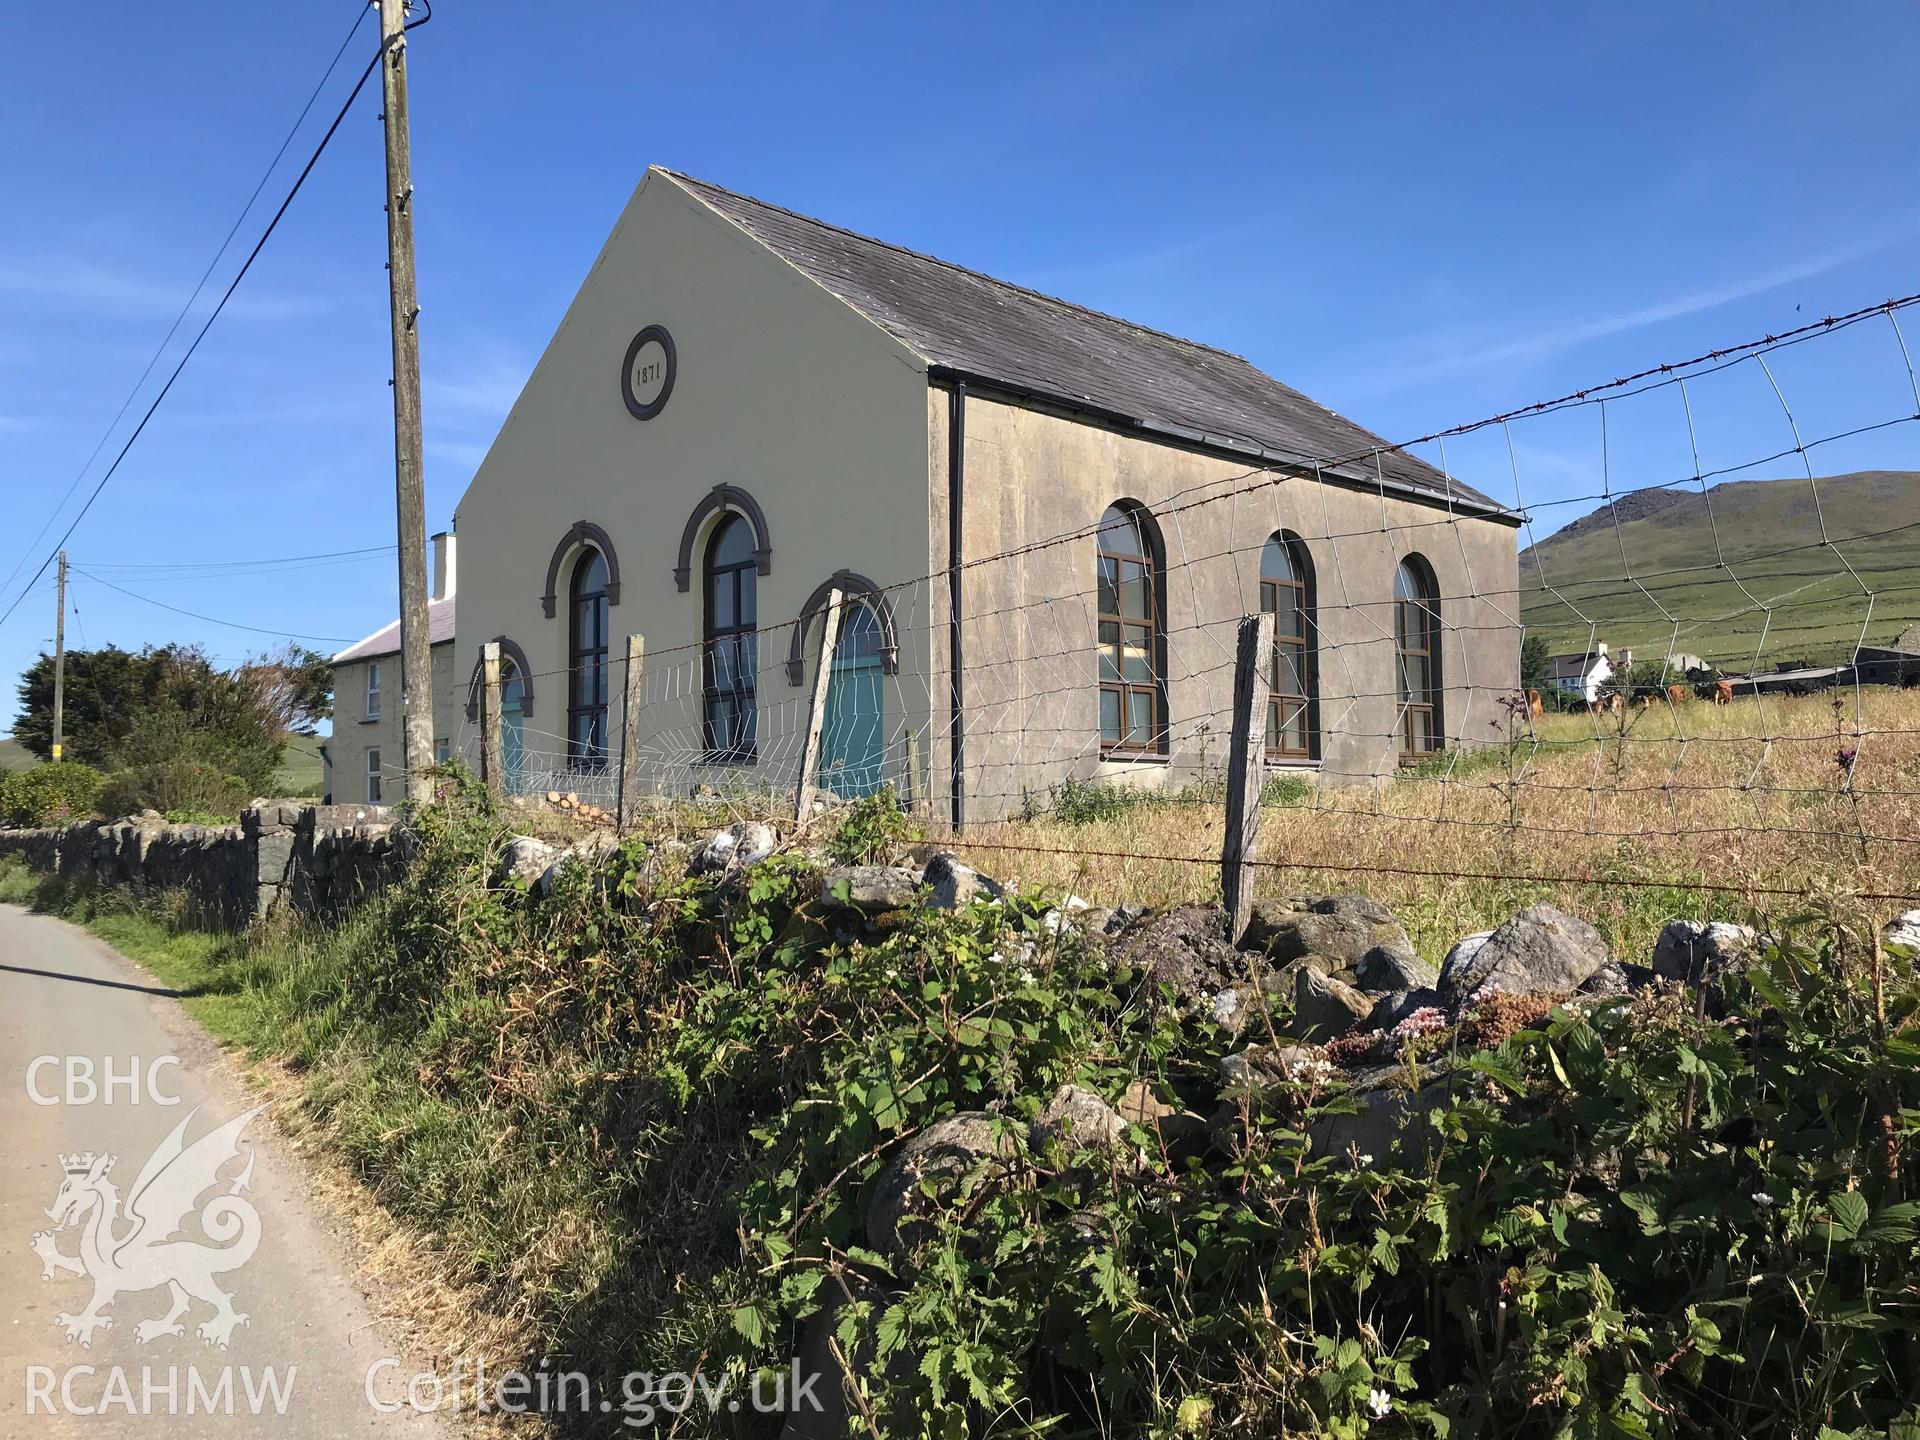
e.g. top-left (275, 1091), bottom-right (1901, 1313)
top-left (1367, 1388), bottom-right (1392, 1418)
top-left (1752, 1190), bottom-right (1774, 1208)
top-left (1018, 967), bottom-right (1037, 985)
top-left (1391, 1005), bottom-right (1449, 1040)
top-left (1358, 1153), bottom-right (1375, 1167)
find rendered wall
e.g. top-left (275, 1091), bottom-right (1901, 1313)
top-left (934, 392), bottom-right (1522, 820)
top-left (450, 169), bottom-right (933, 805)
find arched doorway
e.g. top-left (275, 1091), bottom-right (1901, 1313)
top-left (821, 601), bottom-right (886, 798)
top-left (500, 658), bottom-right (526, 794)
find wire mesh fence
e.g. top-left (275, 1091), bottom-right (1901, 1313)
top-left (425, 293), bottom-right (1920, 911)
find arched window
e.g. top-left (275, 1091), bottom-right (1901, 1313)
top-left (568, 549), bottom-right (610, 767)
top-left (1096, 502), bottom-right (1165, 754)
top-left (1394, 555), bottom-right (1442, 761)
top-left (1261, 533), bottom-right (1316, 759)
top-left (703, 514), bottom-right (758, 762)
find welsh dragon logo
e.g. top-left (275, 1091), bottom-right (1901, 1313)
top-left (31, 1103), bottom-right (265, 1349)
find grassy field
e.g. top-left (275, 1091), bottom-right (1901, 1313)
top-left (1519, 470), bottom-right (1920, 669)
top-left (276, 733), bottom-right (326, 797)
top-left (940, 686), bottom-right (1920, 964)
top-left (0, 733), bottom-right (326, 797)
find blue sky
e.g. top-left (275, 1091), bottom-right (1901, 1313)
top-left (2, 2), bottom-right (1917, 731)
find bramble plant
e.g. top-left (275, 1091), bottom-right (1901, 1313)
top-left (9, 772), bottom-right (1919, 1438)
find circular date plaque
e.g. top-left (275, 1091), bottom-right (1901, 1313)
top-left (620, 324), bottom-right (676, 420)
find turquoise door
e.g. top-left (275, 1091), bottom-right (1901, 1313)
top-left (821, 604), bottom-right (886, 799)
top-left (501, 664), bottom-right (526, 794)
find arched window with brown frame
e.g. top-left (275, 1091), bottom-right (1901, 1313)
top-left (568, 548), bottom-right (611, 768)
top-left (703, 514), bottom-right (758, 762)
top-left (1096, 501), bottom-right (1166, 754)
top-left (1261, 532), bottom-right (1317, 760)
top-left (1394, 554), bottom-right (1443, 762)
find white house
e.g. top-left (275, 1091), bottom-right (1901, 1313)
top-left (1547, 644), bottom-right (1612, 704)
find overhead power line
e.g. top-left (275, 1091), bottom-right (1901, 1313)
top-left (69, 566), bottom-right (352, 645)
top-left (0, 13), bottom-right (390, 635)
top-left (82, 544), bottom-right (396, 572)
top-left (0, 6), bottom-right (371, 609)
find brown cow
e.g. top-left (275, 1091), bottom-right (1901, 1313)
top-left (1713, 679), bottom-right (1734, 706)
top-left (1525, 687), bottom-right (1544, 719)
top-left (1666, 683), bottom-right (1688, 707)
top-left (1636, 692), bottom-right (1656, 710)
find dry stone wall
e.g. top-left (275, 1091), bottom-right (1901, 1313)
top-left (0, 801), bottom-right (404, 926)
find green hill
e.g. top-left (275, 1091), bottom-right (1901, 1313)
top-left (1519, 470), bottom-right (1920, 669)
top-left (276, 733), bottom-right (326, 798)
top-left (0, 737), bottom-right (31, 773)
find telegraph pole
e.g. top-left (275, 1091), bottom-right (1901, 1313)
top-left (378, 0), bottom-right (434, 806)
top-left (51, 550), bottom-right (66, 762)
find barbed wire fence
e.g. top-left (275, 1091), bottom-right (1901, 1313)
top-left (435, 293), bottom-right (1920, 914)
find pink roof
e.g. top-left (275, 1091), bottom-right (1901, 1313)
top-left (332, 596), bottom-right (455, 664)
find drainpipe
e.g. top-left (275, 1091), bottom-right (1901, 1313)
top-left (947, 382), bottom-right (966, 830)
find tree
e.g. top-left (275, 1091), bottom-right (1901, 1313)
top-left (238, 644), bottom-right (333, 740)
top-left (13, 646), bottom-right (149, 765)
top-left (1520, 633), bottom-right (1553, 694)
top-left (12, 644), bottom-right (289, 815)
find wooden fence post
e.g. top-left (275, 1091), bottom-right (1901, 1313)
top-left (479, 640), bottom-right (504, 801)
top-left (1222, 611), bottom-right (1274, 944)
top-left (794, 588), bottom-right (845, 822)
top-left (902, 728), bottom-right (922, 814)
top-left (616, 632), bottom-right (645, 831)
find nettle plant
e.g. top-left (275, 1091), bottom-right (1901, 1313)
top-left (679, 894), bottom-right (1920, 1439)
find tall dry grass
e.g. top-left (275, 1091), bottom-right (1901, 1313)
top-left (943, 688), bottom-right (1920, 961)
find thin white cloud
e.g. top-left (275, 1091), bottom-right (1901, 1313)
top-left (426, 438), bottom-right (492, 469)
top-left (423, 352), bottom-right (531, 415)
top-left (1349, 219), bottom-right (1920, 396)
top-left (0, 256), bottom-right (323, 322)
top-left (1021, 218), bottom-right (1271, 296)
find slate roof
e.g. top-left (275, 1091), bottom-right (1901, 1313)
top-left (666, 170), bottom-right (1506, 515)
top-left (332, 595), bottom-right (456, 665)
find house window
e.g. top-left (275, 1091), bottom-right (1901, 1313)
top-left (366, 748), bottom-right (382, 804)
top-left (1261, 533), bottom-right (1316, 759)
top-left (365, 661), bottom-right (381, 720)
top-left (1394, 555), bottom-right (1442, 761)
top-left (568, 548), bottom-right (610, 768)
top-left (1096, 501), bottom-right (1165, 754)
top-left (703, 514), bottom-right (758, 762)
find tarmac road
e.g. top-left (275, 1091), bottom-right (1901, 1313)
top-left (0, 903), bottom-right (455, 1437)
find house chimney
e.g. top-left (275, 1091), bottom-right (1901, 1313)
top-left (431, 530), bottom-right (456, 601)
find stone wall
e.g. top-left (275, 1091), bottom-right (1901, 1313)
top-left (0, 801), bottom-right (405, 927)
